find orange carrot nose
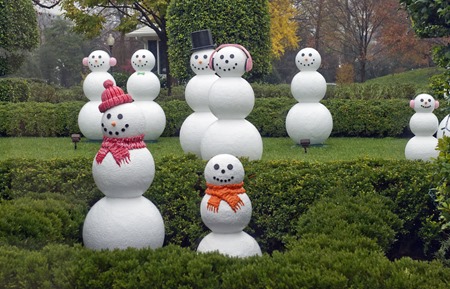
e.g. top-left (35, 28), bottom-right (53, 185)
top-left (304, 58), bottom-right (308, 61)
top-left (199, 60), bottom-right (203, 64)
top-left (111, 121), bottom-right (116, 127)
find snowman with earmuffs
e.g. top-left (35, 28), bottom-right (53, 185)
top-left (200, 43), bottom-right (263, 160)
top-left (78, 50), bottom-right (117, 140)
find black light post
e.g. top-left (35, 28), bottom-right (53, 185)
top-left (107, 33), bottom-right (115, 73)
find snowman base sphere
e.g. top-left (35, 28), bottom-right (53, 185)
top-left (286, 103), bottom-right (333, 145)
top-left (201, 120), bottom-right (263, 160)
top-left (78, 101), bottom-right (103, 140)
top-left (139, 101), bottom-right (166, 141)
top-left (83, 196), bottom-right (165, 250)
top-left (92, 149), bottom-right (155, 198)
top-left (180, 112), bottom-right (217, 157)
top-left (197, 232), bottom-right (262, 258)
top-left (405, 136), bottom-right (439, 161)
top-left (437, 114), bottom-right (450, 138)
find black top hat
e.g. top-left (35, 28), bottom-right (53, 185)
top-left (191, 29), bottom-right (215, 51)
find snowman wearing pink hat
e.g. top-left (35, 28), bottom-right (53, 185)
top-left (82, 80), bottom-right (165, 250)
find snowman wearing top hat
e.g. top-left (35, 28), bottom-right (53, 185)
top-left (180, 29), bottom-right (219, 157)
top-left (83, 80), bottom-right (165, 250)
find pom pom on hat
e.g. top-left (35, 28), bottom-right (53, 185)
top-left (99, 80), bottom-right (133, 113)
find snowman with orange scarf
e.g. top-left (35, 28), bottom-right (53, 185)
top-left (197, 154), bottom-right (261, 257)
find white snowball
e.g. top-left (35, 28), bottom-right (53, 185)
top-left (409, 113), bottom-right (438, 136)
top-left (77, 101), bottom-right (103, 140)
top-left (93, 148), bottom-right (155, 198)
top-left (185, 74), bottom-right (219, 112)
top-left (290, 71), bottom-right (327, 102)
top-left (84, 50), bottom-right (114, 72)
top-left (197, 232), bottom-right (262, 258)
top-left (100, 103), bottom-right (145, 138)
top-left (83, 72), bottom-right (115, 101)
top-left (204, 154), bottom-right (244, 185)
top-left (286, 103), bottom-right (333, 145)
top-left (83, 196), bottom-right (165, 250)
top-left (190, 49), bottom-right (216, 75)
top-left (295, 48), bottom-right (321, 71)
top-left (126, 72), bottom-right (160, 101)
top-left (209, 78), bottom-right (254, 119)
top-left (137, 101), bottom-right (166, 141)
top-left (131, 49), bottom-right (156, 71)
top-left (180, 112), bottom-right (217, 157)
top-left (201, 119), bottom-right (263, 161)
top-left (437, 114), bottom-right (450, 138)
top-left (405, 136), bottom-right (439, 161)
top-left (211, 45), bottom-right (248, 77)
top-left (411, 94), bottom-right (438, 113)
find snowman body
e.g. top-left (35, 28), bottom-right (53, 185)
top-left (197, 154), bottom-right (261, 258)
top-left (286, 48), bottom-right (332, 145)
top-left (405, 94), bottom-right (439, 161)
top-left (126, 49), bottom-right (166, 141)
top-left (83, 80), bottom-right (164, 250)
top-left (180, 49), bottom-right (219, 157)
top-left (200, 44), bottom-right (263, 160)
top-left (79, 50), bottom-right (116, 140)
top-left (437, 114), bottom-right (450, 138)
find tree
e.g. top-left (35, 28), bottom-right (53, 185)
top-left (166, 0), bottom-right (271, 81)
top-left (0, 0), bottom-right (39, 76)
top-left (269, 0), bottom-right (299, 58)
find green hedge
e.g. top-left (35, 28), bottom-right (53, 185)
top-left (0, 156), bottom-right (442, 258)
top-left (3, 98), bottom-right (448, 138)
top-left (0, 160), bottom-right (449, 288)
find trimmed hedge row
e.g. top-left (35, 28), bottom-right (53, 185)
top-left (0, 170), bottom-right (449, 288)
top-left (0, 156), bottom-right (442, 258)
top-left (1, 98), bottom-right (448, 138)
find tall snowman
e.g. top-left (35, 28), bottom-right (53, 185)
top-left (197, 154), bottom-right (262, 258)
top-left (83, 80), bottom-right (165, 250)
top-left (286, 47), bottom-right (333, 145)
top-left (200, 44), bottom-right (263, 160)
top-left (405, 93), bottom-right (439, 161)
top-left (126, 49), bottom-right (166, 141)
top-left (78, 50), bottom-right (116, 140)
top-left (180, 29), bottom-right (219, 157)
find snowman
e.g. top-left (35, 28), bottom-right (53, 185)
top-left (126, 49), bottom-right (166, 141)
top-left (78, 50), bottom-right (116, 140)
top-left (83, 80), bottom-right (165, 250)
top-left (200, 44), bottom-right (263, 160)
top-left (438, 115), bottom-right (450, 138)
top-left (197, 154), bottom-right (262, 258)
top-left (405, 93), bottom-right (440, 161)
top-left (285, 47), bottom-right (333, 145)
top-left (180, 29), bottom-right (219, 157)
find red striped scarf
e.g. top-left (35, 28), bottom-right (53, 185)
top-left (95, 134), bottom-right (146, 166)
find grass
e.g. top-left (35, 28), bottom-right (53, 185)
top-left (0, 136), bottom-right (409, 163)
top-left (365, 67), bottom-right (445, 87)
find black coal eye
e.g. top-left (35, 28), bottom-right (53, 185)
top-left (214, 164), bottom-right (220, 170)
top-left (91, 55), bottom-right (95, 58)
top-left (230, 54), bottom-right (234, 59)
top-left (99, 55), bottom-right (102, 59)
top-left (227, 164), bottom-right (233, 170)
top-left (220, 55), bottom-right (224, 60)
top-left (428, 99), bottom-right (432, 102)
top-left (420, 99), bottom-right (424, 102)
top-left (301, 53), bottom-right (305, 57)
top-left (142, 55), bottom-right (146, 58)
top-left (195, 55), bottom-right (198, 59)
top-left (117, 114), bottom-right (123, 119)
top-left (107, 113), bottom-right (111, 119)
top-left (309, 53), bottom-right (312, 57)
top-left (203, 54), bottom-right (208, 59)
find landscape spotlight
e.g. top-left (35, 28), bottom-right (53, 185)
top-left (300, 139), bottom-right (310, 153)
top-left (71, 134), bottom-right (81, 150)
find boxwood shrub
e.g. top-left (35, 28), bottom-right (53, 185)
top-left (2, 98), bottom-right (447, 138)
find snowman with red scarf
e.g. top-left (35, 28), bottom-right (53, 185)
top-left (83, 80), bottom-right (165, 250)
top-left (197, 154), bottom-right (261, 258)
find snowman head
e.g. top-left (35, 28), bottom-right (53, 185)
top-left (410, 93), bottom-right (439, 113)
top-left (295, 48), bottom-right (321, 71)
top-left (209, 44), bottom-right (253, 77)
top-left (99, 80), bottom-right (145, 138)
top-left (82, 50), bottom-right (117, 72)
top-left (190, 48), bottom-right (216, 75)
top-left (204, 154), bottom-right (245, 185)
top-left (131, 49), bottom-right (156, 71)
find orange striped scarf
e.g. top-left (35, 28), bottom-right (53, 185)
top-left (205, 182), bottom-right (245, 213)
top-left (95, 134), bottom-right (146, 166)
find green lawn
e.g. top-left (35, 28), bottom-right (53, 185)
top-left (0, 136), bottom-right (410, 162)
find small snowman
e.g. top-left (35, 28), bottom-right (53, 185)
top-left (405, 93), bottom-right (439, 161)
top-left (285, 47), bottom-right (333, 145)
top-left (200, 44), bottom-right (263, 160)
top-left (126, 49), bottom-right (166, 141)
top-left (78, 50), bottom-right (117, 140)
top-left (83, 80), bottom-right (165, 250)
top-left (197, 154), bottom-right (261, 258)
top-left (438, 115), bottom-right (450, 138)
top-left (180, 29), bottom-right (219, 157)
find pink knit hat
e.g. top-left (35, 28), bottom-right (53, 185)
top-left (99, 80), bottom-right (133, 113)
